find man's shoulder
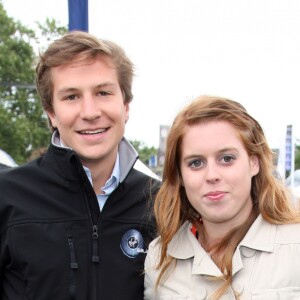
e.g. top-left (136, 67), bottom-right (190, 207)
top-left (0, 158), bottom-right (41, 187)
top-left (127, 165), bottom-right (161, 197)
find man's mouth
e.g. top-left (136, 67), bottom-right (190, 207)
top-left (80, 128), bottom-right (107, 135)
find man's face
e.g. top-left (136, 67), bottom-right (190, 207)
top-left (48, 55), bottom-right (129, 168)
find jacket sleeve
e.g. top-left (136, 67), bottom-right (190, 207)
top-left (144, 239), bottom-right (160, 300)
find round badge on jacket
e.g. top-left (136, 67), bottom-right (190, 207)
top-left (120, 229), bottom-right (146, 258)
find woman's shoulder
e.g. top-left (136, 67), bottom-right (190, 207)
top-left (148, 236), bottom-right (162, 253)
top-left (145, 236), bottom-right (162, 272)
top-left (147, 221), bottom-right (192, 254)
top-left (275, 221), bottom-right (300, 243)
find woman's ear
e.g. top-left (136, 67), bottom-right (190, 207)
top-left (250, 155), bottom-right (260, 177)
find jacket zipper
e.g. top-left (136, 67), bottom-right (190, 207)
top-left (92, 225), bottom-right (100, 262)
top-left (91, 224), bottom-right (99, 300)
top-left (84, 195), bottom-right (100, 300)
top-left (67, 237), bottom-right (79, 299)
top-left (73, 154), bottom-right (101, 300)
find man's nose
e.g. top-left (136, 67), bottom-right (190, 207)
top-left (80, 96), bottom-right (101, 120)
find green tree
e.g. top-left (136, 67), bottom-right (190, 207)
top-left (35, 17), bottom-right (68, 51)
top-left (129, 140), bottom-right (157, 166)
top-left (0, 2), bottom-right (66, 164)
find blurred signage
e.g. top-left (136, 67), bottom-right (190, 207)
top-left (158, 125), bottom-right (170, 166)
top-left (149, 155), bottom-right (157, 168)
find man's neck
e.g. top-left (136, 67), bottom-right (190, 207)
top-left (81, 152), bottom-right (118, 195)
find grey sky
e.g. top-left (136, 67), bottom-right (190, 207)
top-left (3, 0), bottom-right (300, 149)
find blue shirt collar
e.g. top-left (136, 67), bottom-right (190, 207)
top-left (82, 154), bottom-right (120, 196)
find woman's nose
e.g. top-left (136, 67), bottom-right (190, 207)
top-left (206, 164), bottom-right (221, 184)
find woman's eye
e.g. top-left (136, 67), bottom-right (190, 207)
top-left (220, 155), bottom-right (235, 164)
top-left (189, 159), bottom-right (203, 168)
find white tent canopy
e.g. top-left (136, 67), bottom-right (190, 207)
top-left (0, 148), bottom-right (18, 167)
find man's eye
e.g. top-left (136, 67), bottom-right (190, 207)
top-left (98, 91), bottom-right (111, 96)
top-left (66, 95), bottom-right (77, 101)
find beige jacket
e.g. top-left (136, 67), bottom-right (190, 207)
top-left (144, 215), bottom-right (300, 299)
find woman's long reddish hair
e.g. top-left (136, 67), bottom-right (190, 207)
top-left (154, 95), bottom-right (300, 298)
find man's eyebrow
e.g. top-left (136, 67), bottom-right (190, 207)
top-left (94, 82), bottom-right (118, 89)
top-left (56, 87), bottom-right (78, 96)
top-left (56, 82), bottom-right (118, 95)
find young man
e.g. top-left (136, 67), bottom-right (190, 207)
top-left (0, 31), bottom-right (159, 300)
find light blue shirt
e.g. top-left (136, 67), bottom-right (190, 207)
top-left (83, 154), bottom-right (120, 211)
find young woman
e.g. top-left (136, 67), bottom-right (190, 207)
top-left (144, 95), bottom-right (300, 299)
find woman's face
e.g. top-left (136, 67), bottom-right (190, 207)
top-left (180, 120), bottom-right (259, 230)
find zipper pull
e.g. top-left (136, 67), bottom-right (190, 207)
top-left (92, 225), bottom-right (99, 263)
top-left (68, 237), bottom-right (79, 269)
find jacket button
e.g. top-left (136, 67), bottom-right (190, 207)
top-left (241, 247), bottom-right (256, 258)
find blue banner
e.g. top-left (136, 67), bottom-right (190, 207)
top-left (285, 124), bottom-right (293, 172)
top-left (68, 0), bottom-right (89, 32)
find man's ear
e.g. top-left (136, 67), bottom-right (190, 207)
top-left (46, 110), bottom-right (57, 128)
top-left (125, 102), bottom-right (130, 123)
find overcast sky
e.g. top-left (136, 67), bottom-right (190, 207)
top-left (3, 0), bottom-right (300, 149)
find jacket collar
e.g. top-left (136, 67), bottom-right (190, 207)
top-left (118, 137), bottom-right (138, 183)
top-left (238, 214), bottom-right (276, 252)
top-left (44, 130), bottom-right (138, 183)
top-left (166, 215), bottom-right (277, 276)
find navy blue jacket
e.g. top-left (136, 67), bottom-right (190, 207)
top-left (0, 138), bottom-right (159, 300)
